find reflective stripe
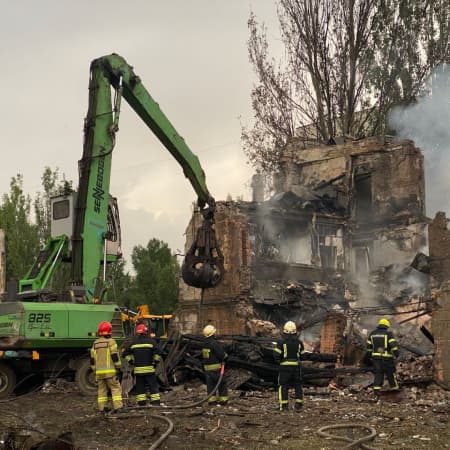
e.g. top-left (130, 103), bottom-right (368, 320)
top-left (125, 355), bottom-right (133, 362)
top-left (281, 361), bottom-right (299, 366)
top-left (204, 363), bottom-right (221, 371)
top-left (136, 394), bottom-right (147, 401)
top-left (373, 386), bottom-right (381, 390)
top-left (388, 338), bottom-right (396, 343)
top-left (283, 344), bottom-right (288, 359)
top-left (130, 343), bottom-right (154, 349)
top-left (150, 393), bottom-right (160, 400)
top-left (112, 395), bottom-right (122, 401)
top-left (218, 396), bottom-right (228, 402)
top-left (391, 346), bottom-right (399, 351)
top-left (274, 348), bottom-right (282, 354)
top-left (96, 369), bottom-right (117, 375)
top-left (154, 354), bottom-right (162, 361)
top-left (208, 396), bottom-right (217, 402)
top-left (392, 373), bottom-right (399, 389)
top-left (134, 365), bottom-right (155, 374)
top-left (98, 397), bottom-right (108, 403)
top-left (295, 399), bottom-right (304, 403)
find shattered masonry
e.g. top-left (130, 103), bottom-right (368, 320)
top-left (173, 136), bottom-right (431, 359)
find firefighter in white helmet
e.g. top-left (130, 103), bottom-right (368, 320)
top-left (273, 321), bottom-right (305, 411)
top-left (201, 324), bottom-right (228, 405)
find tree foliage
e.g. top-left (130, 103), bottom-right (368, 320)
top-left (0, 175), bottom-right (40, 280)
top-left (243, 0), bottom-right (450, 172)
top-left (126, 238), bottom-right (179, 314)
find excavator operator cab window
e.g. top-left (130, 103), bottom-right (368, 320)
top-left (53, 200), bottom-right (70, 220)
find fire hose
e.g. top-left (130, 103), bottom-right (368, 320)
top-left (114, 363), bottom-right (226, 449)
top-left (317, 423), bottom-right (378, 450)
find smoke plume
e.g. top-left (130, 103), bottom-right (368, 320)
top-left (389, 65), bottom-right (450, 217)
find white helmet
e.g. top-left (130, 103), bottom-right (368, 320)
top-left (283, 321), bottom-right (297, 334)
top-left (203, 324), bottom-right (216, 337)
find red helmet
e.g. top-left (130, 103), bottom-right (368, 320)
top-left (136, 323), bottom-right (148, 335)
top-left (98, 321), bottom-right (112, 336)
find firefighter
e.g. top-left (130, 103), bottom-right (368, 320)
top-left (366, 318), bottom-right (400, 393)
top-left (274, 321), bottom-right (305, 411)
top-left (201, 324), bottom-right (228, 405)
top-left (122, 323), bottom-right (162, 406)
top-left (90, 321), bottom-right (123, 413)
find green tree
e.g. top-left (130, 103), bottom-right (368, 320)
top-left (0, 175), bottom-right (39, 280)
top-left (107, 259), bottom-right (134, 305)
top-left (129, 239), bottom-right (179, 314)
top-left (243, 0), bottom-right (450, 172)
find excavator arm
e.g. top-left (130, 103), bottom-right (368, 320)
top-left (72, 54), bottom-right (223, 302)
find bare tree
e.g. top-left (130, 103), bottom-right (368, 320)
top-left (243, 0), bottom-right (450, 173)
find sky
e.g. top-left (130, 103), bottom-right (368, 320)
top-left (0, 1), bottom-right (281, 268)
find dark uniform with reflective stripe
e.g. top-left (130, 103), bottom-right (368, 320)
top-left (367, 325), bottom-right (399, 391)
top-left (202, 336), bottom-right (228, 404)
top-left (274, 334), bottom-right (305, 410)
top-left (122, 335), bottom-right (162, 404)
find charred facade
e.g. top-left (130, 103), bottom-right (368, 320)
top-left (172, 137), bottom-right (429, 358)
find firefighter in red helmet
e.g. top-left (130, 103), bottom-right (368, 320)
top-left (90, 321), bottom-right (123, 413)
top-left (122, 322), bottom-right (162, 406)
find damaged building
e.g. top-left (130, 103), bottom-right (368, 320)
top-left (172, 136), bottom-right (431, 362)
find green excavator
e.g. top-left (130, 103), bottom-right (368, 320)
top-left (0, 54), bottom-right (224, 397)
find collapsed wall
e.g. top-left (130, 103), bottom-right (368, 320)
top-left (172, 137), bottom-right (430, 356)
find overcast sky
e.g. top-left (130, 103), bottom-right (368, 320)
top-left (0, 1), bottom-right (281, 268)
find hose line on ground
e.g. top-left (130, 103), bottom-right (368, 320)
top-left (148, 414), bottom-right (174, 450)
top-left (317, 423), bottom-right (378, 450)
top-left (116, 364), bottom-right (225, 449)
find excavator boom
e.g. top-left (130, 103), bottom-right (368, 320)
top-left (72, 54), bottom-right (223, 300)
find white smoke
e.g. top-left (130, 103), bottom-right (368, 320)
top-left (389, 65), bottom-right (450, 216)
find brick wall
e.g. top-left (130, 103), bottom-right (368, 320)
top-left (432, 281), bottom-right (450, 388)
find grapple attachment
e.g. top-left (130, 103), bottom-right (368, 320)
top-left (181, 206), bottom-right (224, 289)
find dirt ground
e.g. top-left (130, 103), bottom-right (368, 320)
top-left (0, 380), bottom-right (449, 450)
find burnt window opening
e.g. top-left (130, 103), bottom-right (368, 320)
top-left (320, 245), bottom-right (337, 269)
top-left (354, 173), bottom-right (373, 222)
top-left (354, 246), bottom-right (371, 277)
top-left (315, 222), bottom-right (342, 269)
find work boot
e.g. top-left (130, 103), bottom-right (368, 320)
top-left (280, 404), bottom-right (289, 412)
top-left (137, 400), bottom-right (147, 407)
top-left (150, 400), bottom-right (161, 406)
top-left (101, 407), bottom-right (111, 415)
top-left (294, 402), bottom-right (303, 412)
top-left (112, 408), bottom-right (126, 414)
